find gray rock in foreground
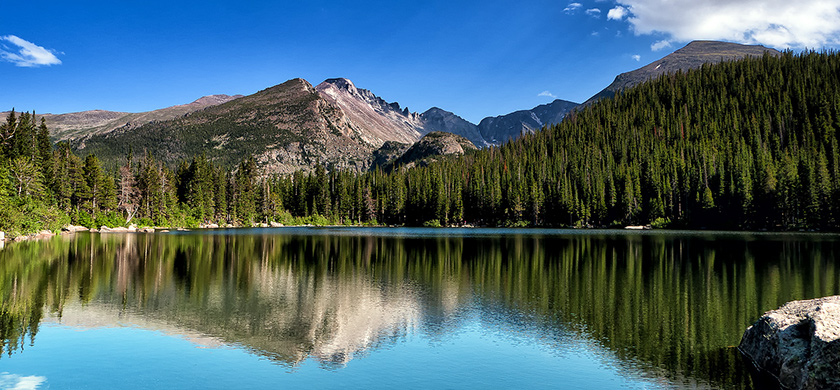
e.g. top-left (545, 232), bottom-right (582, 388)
top-left (739, 296), bottom-right (840, 390)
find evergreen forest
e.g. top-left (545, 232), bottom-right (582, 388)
top-left (1, 50), bottom-right (839, 236)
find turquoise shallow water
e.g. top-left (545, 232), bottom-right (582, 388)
top-left (1, 228), bottom-right (839, 389)
top-left (1, 317), bottom-right (657, 389)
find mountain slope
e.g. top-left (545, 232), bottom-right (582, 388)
top-left (387, 131), bottom-right (477, 170)
top-left (27, 94), bottom-right (242, 141)
top-left (315, 78), bottom-right (490, 148)
top-left (584, 40), bottom-right (780, 105)
top-left (315, 78), bottom-right (422, 146)
top-left (477, 99), bottom-right (579, 145)
top-left (74, 79), bottom-right (375, 173)
top-left (419, 107), bottom-right (489, 148)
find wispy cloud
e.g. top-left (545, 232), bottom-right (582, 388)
top-left (613, 0), bottom-right (840, 49)
top-left (0, 35), bottom-right (62, 67)
top-left (651, 39), bottom-right (672, 51)
top-left (632, 54), bottom-right (641, 61)
top-left (585, 8), bottom-right (602, 17)
top-left (607, 6), bottom-right (628, 20)
top-left (538, 90), bottom-right (558, 99)
top-left (564, 2), bottom-right (583, 14)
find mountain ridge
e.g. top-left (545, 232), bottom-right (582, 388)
top-left (5, 94), bottom-right (244, 142)
top-left (584, 40), bottom-right (781, 105)
top-left (60, 40), bottom-right (787, 172)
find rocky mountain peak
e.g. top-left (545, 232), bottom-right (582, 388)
top-left (315, 78), bottom-right (423, 146)
top-left (322, 78), bottom-right (358, 94)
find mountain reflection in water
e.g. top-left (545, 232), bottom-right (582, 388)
top-left (1, 228), bottom-right (839, 389)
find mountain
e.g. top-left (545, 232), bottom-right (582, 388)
top-left (315, 78), bottom-right (422, 146)
top-left (22, 94), bottom-right (243, 141)
top-left (419, 107), bottom-right (489, 148)
top-left (477, 99), bottom-right (579, 145)
top-left (315, 78), bottom-right (490, 148)
top-left (74, 78), bottom-right (377, 173)
top-left (386, 131), bottom-right (477, 170)
top-left (584, 40), bottom-right (781, 105)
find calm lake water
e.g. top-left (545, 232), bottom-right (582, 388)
top-left (1, 228), bottom-right (839, 389)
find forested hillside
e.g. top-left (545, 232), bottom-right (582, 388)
top-left (377, 50), bottom-right (840, 228)
top-left (1, 50), bottom-right (838, 235)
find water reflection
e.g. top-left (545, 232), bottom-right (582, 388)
top-left (1, 229), bottom-right (839, 389)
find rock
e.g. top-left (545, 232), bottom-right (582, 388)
top-left (739, 296), bottom-right (840, 390)
top-left (270, 221), bottom-right (283, 227)
top-left (102, 226), bottom-right (129, 233)
top-left (62, 225), bottom-right (90, 233)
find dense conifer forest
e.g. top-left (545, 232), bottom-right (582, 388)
top-left (1, 50), bottom-right (839, 235)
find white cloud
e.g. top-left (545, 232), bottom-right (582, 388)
top-left (0, 35), bottom-right (62, 67)
top-left (0, 373), bottom-right (48, 390)
top-left (632, 54), bottom-right (641, 61)
top-left (613, 0), bottom-right (840, 49)
top-left (564, 2), bottom-right (583, 14)
top-left (538, 90), bottom-right (558, 99)
top-left (585, 8), bottom-right (602, 17)
top-left (607, 6), bottom-right (628, 20)
top-left (651, 39), bottom-right (672, 51)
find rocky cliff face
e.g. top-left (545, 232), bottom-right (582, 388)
top-left (585, 40), bottom-right (780, 105)
top-left (316, 79), bottom-right (491, 148)
top-left (315, 78), bottom-right (423, 146)
top-left (477, 99), bottom-right (578, 145)
top-left (739, 296), bottom-right (840, 390)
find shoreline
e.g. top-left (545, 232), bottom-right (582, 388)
top-left (2, 224), bottom-right (838, 248)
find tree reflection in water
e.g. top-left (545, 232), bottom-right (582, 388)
top-left (1, 229), bottom-right (838, 388)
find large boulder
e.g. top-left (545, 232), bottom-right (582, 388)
top-left (739, 296), bottom-right (840, 389)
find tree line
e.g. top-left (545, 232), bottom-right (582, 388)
top-left (1, 50), bottom-right (839, 235)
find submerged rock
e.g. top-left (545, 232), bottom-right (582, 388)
top-left (739, 296), bottom-right (840, 390)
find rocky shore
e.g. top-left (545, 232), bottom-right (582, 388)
top-left (739, 296), bottom-right (840, 389)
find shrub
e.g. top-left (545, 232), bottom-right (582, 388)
top-left (423, 219), bottom-right (441, 227)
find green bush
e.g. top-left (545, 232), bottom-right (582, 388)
top-left (135, 217), bottom-right (155, 228)
top-left (651, 217), bottom-right (671, 229)
top-left (307, 214), bottom-right (331, 226)
top-left (95, 211), bottom-right (127, 228)
top-left (76, 210), bottom-right (94, 228)
top-left (423, 219), bottom-right (441, 227)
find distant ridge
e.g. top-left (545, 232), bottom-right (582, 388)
top-left (477, 99), bottom-right (579, 145)
top-left (8, 94), bottom-right (244, 141)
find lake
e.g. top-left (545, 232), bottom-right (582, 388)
top-left (1, 228), bottom-right (839, 389)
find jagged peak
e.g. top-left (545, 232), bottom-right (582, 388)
top-left (321, 77), bottom-right (356, 90)
top-left (317, 78), bottom-right (415, 118)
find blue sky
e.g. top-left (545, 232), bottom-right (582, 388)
top-left (3, 0), bottom-right (839, 124)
